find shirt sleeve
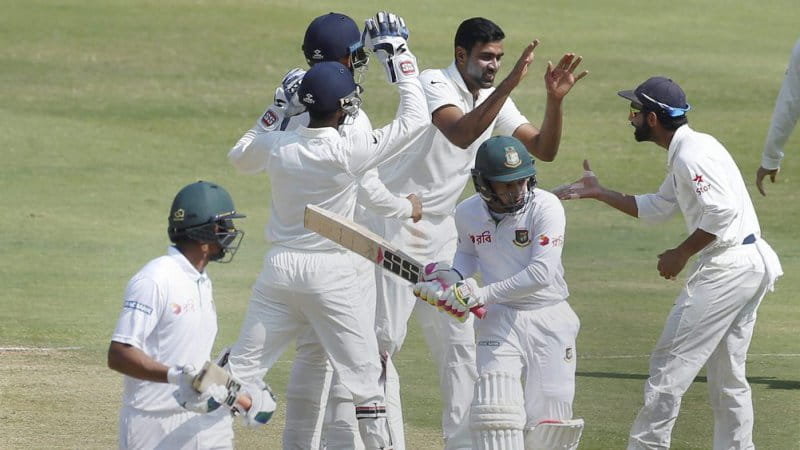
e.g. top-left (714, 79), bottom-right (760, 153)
top-left (347, 77), bottom-right (429, 174)
top-left (479, 198), bottom-right (566, 304)
top-left (676, 155), bottom-right (737, 241)
top-left (227, 126), bottom-right (277, 174)
top-left (635, 175), bottom-right (681, 224)
top-left (357, 169), bottom-right (413, 219)
top-left (111, 275), bottom-right (164, 350)
top-left (494, 96), bottom-right (529, 136)
top-left (762, 39), bottom-right (800, 169)
top-left (421, 69), bottom-right (460, 116)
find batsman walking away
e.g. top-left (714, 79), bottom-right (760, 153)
top-left (414, 136), bottom-right (584, 450)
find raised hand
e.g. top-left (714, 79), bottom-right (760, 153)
top-left (363, 11), bottom-right (418, 83)
top-left (544, 53), bottom-right (588, 101)
top-left (273, 68), bottom-right (307, 117)
top-left (552, 159), bottom-right (602, 200)
top-left (502, 40), bottom-right (539, 90)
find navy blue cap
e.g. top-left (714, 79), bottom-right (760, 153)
top-left (298, 61), bottom-right (357, 114)
top-left (303, 13), bottom-right (361, 65)
top-left (618, 76), bottom-right (691, 117)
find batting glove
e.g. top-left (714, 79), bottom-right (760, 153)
top-left (174, 382), bottom-right (227, 414)
top-left (363, 11), bottom-right (418, 84)
top-left (168, 365), bottom-right (224, 414)
top-left (422, 262), bottom-right (463, 288)
top-left (236, 380), bottom-right (277, 427)
top-left (273, 67), bottom-right (306, 118)
top-left (441, 278), bottom-right (485, 322)
top-left (413, 280), bottom-right (445, 306)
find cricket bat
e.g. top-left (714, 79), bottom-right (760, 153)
top-left (303, 204), bottom-right (486, 318)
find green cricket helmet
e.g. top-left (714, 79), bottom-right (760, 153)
top-left (471, 136), bottom-right (537, 214)
top-left (167, 181), bottom-right (246, 263)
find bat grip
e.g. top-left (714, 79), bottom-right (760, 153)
top-left (470, 305), bottom-right (487, 319)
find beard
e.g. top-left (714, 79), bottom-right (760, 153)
top-left (634, 120), bottom-right (653, 142)
top-left (466, 62), bottom-right (496, 89)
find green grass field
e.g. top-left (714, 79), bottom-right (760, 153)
top-left (1, 0), bottom-right (798, 448)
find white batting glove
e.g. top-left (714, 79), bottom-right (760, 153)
top-left (236, 380), bottom-right (277, 427)
top-left (273, 68), bottom-right (306, 118)
top-left (422, 262), bottom-right (463, 289)
top-left (174, 382), bottom-right (227, 414)
top-left (363, 11), bottom-right (418, 83)
top-left (413, 280), bottom-right (445, 307)
top-left (441, 278), bottom-right (485, 322)
top-left (168, 365), bottom-right (224, 413)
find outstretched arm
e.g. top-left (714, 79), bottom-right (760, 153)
top-left (553, 159), bottom-right (638, 217)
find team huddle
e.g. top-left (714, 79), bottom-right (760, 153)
top-left (107, 10), bottom-right (784, 450)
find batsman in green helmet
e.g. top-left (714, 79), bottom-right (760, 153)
top-left (414, 135), bottom-right (584, 449)
top-left (109, 181), bottom-right (277, 449)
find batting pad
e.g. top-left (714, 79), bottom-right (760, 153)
top-left (524, 418), bottom-right (584, 450)
top-left (470, 371), bottom-right (526, 450)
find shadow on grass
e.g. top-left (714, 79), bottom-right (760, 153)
top-left (577, 372), bottom-right (800, 390)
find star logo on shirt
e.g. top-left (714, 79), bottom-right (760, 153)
top-left (693, 174), bottom-right (703, 183)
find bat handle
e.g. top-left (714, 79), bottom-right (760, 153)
top-left (470, 305), bottom-right (487, 319)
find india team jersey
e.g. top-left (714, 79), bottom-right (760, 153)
top-left (635, 125), bottom-right (761, 253)
top-left (452, 189), bottom-right (569, 308)
top-left (111, 247), bottom-right (219, 412)
top-left (228, 77), bottom-right (427, 250)
top-left (377, 62), bottom-right (529, 217)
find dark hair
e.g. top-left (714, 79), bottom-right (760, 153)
top-left (454, 18), bottom-right (505, 53)
top-left (307, 108), bottom-right (339, 122)
top-left (648, 110), bottom-right (688, 130)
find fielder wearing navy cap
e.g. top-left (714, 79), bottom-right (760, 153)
top-left (618, 76), bottom-right (691, 118)
top-left (298, 61), bottom-right (358, 115)
top-left (302, 12), bottom-right (367, 69)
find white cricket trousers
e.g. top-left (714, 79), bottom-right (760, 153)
top-left (475, 301), bottom-right (580, 427)
top-left (228, 247), bottom-right (386, 448)
top-left (375, 214), bottom-right (478, 450)
top-left (118, 405), bottom-right (233, 450)
top-left (286, 254), bottom-right (378, 450)
top-left (628, 243), bottom-right (773, 450)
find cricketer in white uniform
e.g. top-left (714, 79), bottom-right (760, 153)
top-left (555, 76), bottom-right (783, 450)
top-left (225, 16), bottom-right (426, 448)
top-left (756, 37), bottom-right (800, 196)
top-left (108, 181), bottom-right (246, 450)
top-left (416, 136), bottom-right (583, 449)
top-left (371, 17), bottom-right (588, 449)
top-left (263, 13), bottom-right (417, 449)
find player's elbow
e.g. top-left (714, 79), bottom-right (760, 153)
top-left (107, 341), bottom-right (128, 374)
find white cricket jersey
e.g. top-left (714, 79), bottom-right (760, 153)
top-left (762, 38), bottom-right (800, 169)
top-left (452, 189), bottom-right (569, 308)
top-left (111, 247), bottom-right (219, 412)
top-left (636, 125), bottom-right (761, 253)
top-left (377, 62), bottom-right (529, 217)
top-left (275, 109), bottom-right (412, 222)
top-left (228, 77), bottom-right (427, 250)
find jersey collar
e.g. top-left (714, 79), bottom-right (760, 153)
top-left (667, 124), bottom-right (692, 167)
top-left (167, 246), bottom-right (208, 282)
top-left (296, 125), bottom-right (342, 139)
